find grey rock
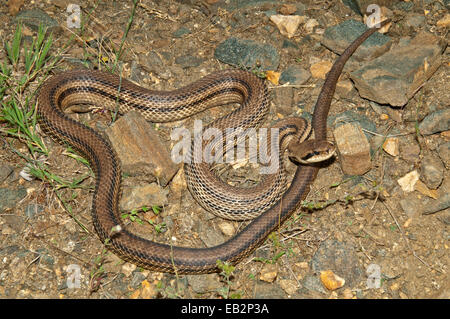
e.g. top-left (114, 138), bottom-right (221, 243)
top-left (310, 239), bottom-right (363, 288)
top-left (186, 273), bottom-right (222, 293)
top-left (172, 27), bottom-right (191, 38)
top-left (437, 142), bottom-right (450, 169)
top-left (301, 275), bottom-right (327, 294)
top-left (400, 194), bottom-right (424, 218)
top-left (198, 222), bottom-right (225, 248)
top-left (15, 9), bottom-right (59, 32)
top-left (419, 108), bottom-right (450, 135)
top-left (351, 32), bottom-right (444, 106)
top-left (328, 110), bottom-right (377, 140)
top-left (0, 187), bottom-right (27, 213)
top-left (423, 193), bottom-right (450, 215)
top-left (253, 281), bottom-right (286, 299)
top-left (175, 55), bottom-right (204, 69)
top-left (279, 65), bottom-right (311, 85)
top-left (321, 20), bottom-right (392, 62)
top-left (405, 14), bottom-right (426, 28)
top-left (214, 37), bottom-right (279, 71)
top-left (420, 154), bottom-right (444, 189)
top-left (0, 164), bottom-right (14, 183)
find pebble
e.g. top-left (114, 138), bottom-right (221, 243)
top-left (214, 37), bottom-right (279, 71)
top-left (279, 279), bottom-right (298, 296)
top-left (269, 15), bottom-right (305, 38)
top-left (420, 154), bottom-right (444, 189)
top-left (0, 187), bottom-right (27, 213)
top-left (217, 221), bottom-right (235, 237)
top-left (321, 19), bottom-right (391, 62)
top-left (320, 270), bottom-right (345, 291)
top-left (382, 137), bottom-right (399, 157)
top-left (279, 65), bottom-right (310, 85)
top-left (397, 170), bottom-right (419, 192)
top-left (0, 164), bottom-right (14, 183)
top-left (259, 263), bottom-right (277, 283)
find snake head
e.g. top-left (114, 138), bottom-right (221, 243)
top-left (288, 139), bottom-right (336, 164)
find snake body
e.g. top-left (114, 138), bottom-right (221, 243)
top-left (38, 20), bottom-right (389, 273)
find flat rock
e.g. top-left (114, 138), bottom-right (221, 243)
top-left (350, 31), bottom-right (445, 106)
top-left (279, 65), bottom-right (311, 85)
top-left (106, 111), bottom-right (179, 186)
top-left (15, 9), bottom-right (60, 32)
top-left (214, 37), bottom-right (279, 71)
top-left (419, 108), bottom-right (450, 135)
top-left (420, 154), bottom-right (444, 189)
top-left (321, 19), bottom-right (392, 62)
top-left (0, 187), bottom-right (27, 213)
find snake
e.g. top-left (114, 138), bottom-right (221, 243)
top-left (37, 20), bottom-right (390, 274)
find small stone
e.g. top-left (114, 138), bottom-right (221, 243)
top-left (304, 18), bottom-right (319, 34)
top-left (397, 170), bottom-right (419, 192)
top-left (24, 204), bottom-right (44, 218)
top-left (320, 270), bottom-right (345, 290)
top-left (279, 65), bottom-right (310, 85)
top-left (401, 142), bottom-right (421, 163)
top-left (278, 4), bottom-right (297, 15)
top-left (172, 27), bottom-right (191, 38)
top-left (140, 280), bottom-right (158, 299)
top-left (382, 137), bottom-right (399, 156)
top-left (279, 279), bottom-right (298, 295)
top-left (259, 263), bottom-right (278, 283)
top-left (333, 123), bottom-right (372, 175)
top-left (310, 60), bottom-right (332, 79)
top-left (414, 180), bottom-right (439, 199)
top-left (217, 221), bottom-right (235, 237)
top-left (121, 263), bottom-right (137, 277)
top-left (342, 288), bottom-right (354, 299)
top-left (214, 37), bottom-right (279, 71)
top-left (270, 15), bottom-right (306, 38)
top-left (420, 155), bottom-right (444, 189)
top-left (0, 187), bottom-right (27, 213)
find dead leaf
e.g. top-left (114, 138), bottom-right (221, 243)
top-left (266, 70), bottom-right (280, 85)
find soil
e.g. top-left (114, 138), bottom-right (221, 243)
top-left (0, 0), bottom-right (448, 299)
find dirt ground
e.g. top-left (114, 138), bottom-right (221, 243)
top-left (0, 0), bottom-right (448, 299)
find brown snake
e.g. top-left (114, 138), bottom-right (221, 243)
top-left (37, 20), bottom-right (390, 274)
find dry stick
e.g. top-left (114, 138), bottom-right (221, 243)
top-left (381, 200), bottom-right (444, 274)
